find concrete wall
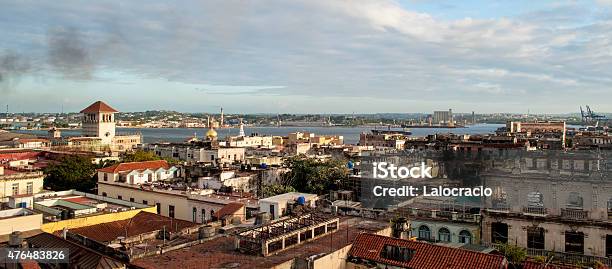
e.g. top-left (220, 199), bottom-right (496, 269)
top-left (313, 244), bottom-right (352, 269)
top-left (41, 206), bottom-right (157, 233)
top-left (98, 183), bottom-right (227, 223)
top-left (0, 209), bottom-right (42, 235)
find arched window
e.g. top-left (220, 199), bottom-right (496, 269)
top-left (418, 225), bottom-right (431, 240)
top-left (459, 230), bottom-right (472, 244)
top-left (438, 228), bottom-right (451, 242)
top-left (567, 192), bottom-right (583, 209)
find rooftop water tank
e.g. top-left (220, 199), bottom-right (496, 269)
top-left (296, 196), bottom-right (306, 205)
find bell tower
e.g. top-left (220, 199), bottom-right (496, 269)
top-left (80, 101), bottom-right (118, 144)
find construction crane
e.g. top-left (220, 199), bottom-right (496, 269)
top-left (580, 105), bottom-right (606, 126)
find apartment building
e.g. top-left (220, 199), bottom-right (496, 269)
top-left (0, 168), bottom-right (44, 202)
top-left (143, 142), bottom-right (245, 164)
top-left (97, 160), bottom-right (258, 223)
top-left (481, 151), bottom-right (612, 262)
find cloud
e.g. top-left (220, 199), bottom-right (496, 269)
top-left (596, 0), bottom-right (612, 6)
top-left (0, 0), bottom-right (611, 112)
top-left (0, 51), bottom-right (32, 93)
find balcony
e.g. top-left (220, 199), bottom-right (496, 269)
top-left (522, 207), bottom-right (548, 216)
top-left (487, 206), bottom-right (510, 213)
top-left (486, 244), bottom-right (612, 267)
top-left (525, 248), bottom-right (611, 267)
top-left (561, 208), bottom-right (589, 220)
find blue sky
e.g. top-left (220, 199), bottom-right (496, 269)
top-left (1, 0), bottom-right (611, 114)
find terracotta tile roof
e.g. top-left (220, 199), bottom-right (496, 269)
top-left (523, 260), bottom-right (587, 269)
top-left (66, 211), bottom-right (198, 243)
top-left (97, 160), bottom-right (169, 173)
top-left (348, 233), bottom-right (507, 269)
top-left (80, 101), bottom-right (118, 113)
top-left (214, 202), bottom-right (245, 219)
top-left (19, 260), bottom-right (41, 269)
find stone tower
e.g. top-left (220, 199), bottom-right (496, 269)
top-left (80, 101), bottom-right (118, 144)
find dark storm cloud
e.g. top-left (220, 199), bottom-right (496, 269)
top-left (47, 27), bottom-right (94, 79)
top-left (0, 51), bottom-right (32, 93)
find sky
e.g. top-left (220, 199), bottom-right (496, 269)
top-left (1, 0), bottom-right (611, 114)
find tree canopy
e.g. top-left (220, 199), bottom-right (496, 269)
top-left (122, 150), bottom-right (179, 165)
top-left (44, 155), bottom-right (97, 192)
top-left (281, 155), bottom-right (349, 195)
top-left (262, 184), bottom-right (296, 198)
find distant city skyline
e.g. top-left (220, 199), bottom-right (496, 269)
top-left (1, 1), bottom-right (612, 113)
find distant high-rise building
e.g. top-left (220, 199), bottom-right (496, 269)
top-left (432, 109), bottom-right (453, 125)
top-left (220, 107), bottom-right (224, 126)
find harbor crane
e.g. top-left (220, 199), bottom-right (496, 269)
top-left (580, 105), bottom-right (606, 126)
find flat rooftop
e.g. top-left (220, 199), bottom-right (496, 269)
top-left (132, 216), bottom-right (389, 269)
top-left (259, 192), bottom-right (317, 203)
top-left (32, 190), bottom-right (151, 223)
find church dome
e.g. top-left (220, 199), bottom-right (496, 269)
top-left (205, 128), bottom-right (218, 140)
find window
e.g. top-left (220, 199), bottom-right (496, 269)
top-left (12, 183), bottom-right (19, 195)
top-left (117, 195), bottom-right (122, 200)
top-left (527, 227), bottom-right (545, 249)
top-left (380, 244), bottom-right (415, 262)
top-left (491, 222), bottom-right (508, 244)
top-left (438, 228), bottom-right (451, 242)
top-left (527, 191), bottom-right (544, 208)
top-left (565, 231), bottom-right (584, 254)
top-left (201, 209), bottom-right (206, 223)
top-left (103, 173), bottom-right (108, 181)
top-left (418, 225), bottom-right (431, 240)
top-left (102, 192), bottom-right (107, 197)
top-left (458, 230), bottom-right (472, 244)
top-left (567, 192), bottom-right (583, 209)
top-left (156, 203), bottom-right (161, 214)
top-left (130, 198), bottom-right (134, 202)
top-left (26, 182), bottom-right (33, 194)
top-left (169, 205), bottom-right (175, 218)
top-left (193, 207), bottom-right (197, 222)
top-left (142, 200), bottom-right (148, 205)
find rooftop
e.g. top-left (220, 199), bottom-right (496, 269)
top-left (259, 192), bottom-right (318, 203)
top-left (0, 232), bottom-right (126, 268)
top-left (80, 101), bottom-right (119, 113)
top-left (214, 202), bottom-right (245, 219)
top-left (98, 160), bottom-right (170, 173)
top-left (63, 211), bottom-right (198, 243)
top-left (132, 216), bottom-right (389, 269)
top-left (348, 233), bottom-right (507, 269)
